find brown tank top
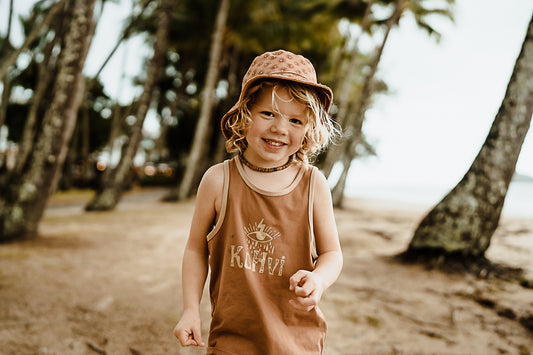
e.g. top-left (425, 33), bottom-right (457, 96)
top-left (205, 157), bottom-right (327, 355)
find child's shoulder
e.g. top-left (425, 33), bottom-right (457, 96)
top-left (309, 165), bottom-right (330, 194)
top-left (307, 163), bottom-right (326, 179)
top-left (205, 161), bottom-right (225, 176)
top-left (198, 162), bottom-right (225, 193)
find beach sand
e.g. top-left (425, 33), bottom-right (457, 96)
top-left (0, 187), bottom-right (532, 354)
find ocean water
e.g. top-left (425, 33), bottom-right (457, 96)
top-left (345, 180), bottom-right (533, 219)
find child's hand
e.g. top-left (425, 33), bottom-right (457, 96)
top-left (173, 311), bottom-right (205, 347)
top-left (288, 270), bottom-right (325, 311)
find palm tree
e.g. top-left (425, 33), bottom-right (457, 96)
top-left (12, 5), bottom-right (67, 176)
top-left (332, 0), bottom-right (375, 128)
top-left (326, 0), bottom-right (454, 207)
top-left (329, 0), bottom-right (406, 207)
top-left (177, 0), bottom-right (230, 200)
top-left (0, 0), bottom-right (96, 241)
top-left (406, 13), bottom-right (533, 259)
top-left (320, 0), bottom-right (377, 179)
top-left (86, 0), bottom-right (174, 211)
top-left (0, 0), bottom-right (15, 133)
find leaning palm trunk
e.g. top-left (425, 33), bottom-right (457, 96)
top-left (0, 79), bottom-right (12, 137)
top-left (320, 0), bottom-right (375, 179)
top-left (408, 14), bottom-right (533, 258)
top-left (0, 0), bottom-right (96, 241)
top-left (329, 0), bottom-right (405, 207)
top-left (0, 0), bottom-right (19, 130)
top-left (177, 0), bottom-right (230, 200)
top-left (213, 45), bottom-right (241, 165)
top-left (334, 0), bottom-right (374, 127)
top-left (0, 0), bottom-right (14, 129)
top-left (330, 107), bottom-right (365, 207)
top-left (85, 0), bottom-right (173, 211)
top-left (13, 33), bottom-right (58, 176)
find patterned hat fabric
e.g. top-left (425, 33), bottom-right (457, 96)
top-left (221, 49), bottom-right (333, 140)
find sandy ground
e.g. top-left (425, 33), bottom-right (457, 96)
top-left (0, 187), bottom-right (532, 355)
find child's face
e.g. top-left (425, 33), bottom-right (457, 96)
top-left (244, 86), bottom-right (308, 167)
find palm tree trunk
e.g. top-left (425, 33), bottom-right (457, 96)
top-left (0, 78), bottom-right (12, 134)
top-left (85, 0), bottom-right (173, 211)
top-left (321, 1), bottom-right (374, 177)
top-left (330, 146), bottom-right (354, 207)
top-left (83, 0), bottom-right (142, 171)
top-left (0, 0), bottom-right (96, 241)
top-left (214, 45), bottom-right (241, 164)
top-left (13, 36), bottom-right (57, 175)
top-left (0, 0), bottom-right (14, 131)
top-left (329, 0), bottom-right (405, 207)
top-left (333, 0), bottom-right (374, 129)
top-left (177, 0), bottom-right (230, 200)
top-left (330, 105), bottom-right (367, 207)
top-left (80, 104), bottom-right (91, 184)
top-left (407, 13), bottom-right (533, 258)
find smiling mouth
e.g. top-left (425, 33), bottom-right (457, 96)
top-left (263, 138), bottom-right (286, 147)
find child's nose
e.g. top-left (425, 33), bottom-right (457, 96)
top-left (271, 117), bottom-right (288, 134)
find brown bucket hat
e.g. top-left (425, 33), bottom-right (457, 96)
top-left (221, 49), bottom-right (333, 140)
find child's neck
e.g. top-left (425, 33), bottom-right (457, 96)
top-left (239, 153), bottom-right (292, 173)
top-left (237, 158), bottom-right (303, 192)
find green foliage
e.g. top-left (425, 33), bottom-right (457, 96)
top-left (0, 0), bottom-right (456, 189)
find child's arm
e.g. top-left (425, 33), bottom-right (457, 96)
top-left (173, 164), bottom-right (224, 347)
top-left (289, 170), bottom-right (343, 311)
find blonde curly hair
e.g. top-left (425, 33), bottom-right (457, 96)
top-left (224, 80), bottom-right (339, 164)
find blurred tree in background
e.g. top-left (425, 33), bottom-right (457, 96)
top-left (0, 0), bottom-right (96, 240)
top-left (324, 0), bottom-right (454, 207)
top-left (85, 0), bottom-right (174, 211)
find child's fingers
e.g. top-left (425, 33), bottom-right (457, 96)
top-left (192, 327), bottom-right (206, 347)
top-left (294, 281), bottom-right (316, 297)
top-left (174, 327), bottom-right (205, 347)
top-left (289, 294), bottom-right (318, 311)
top-left (289, 270), bottom-right (310, 291)
top-left (290, 271), bottom-right (317, 297)
top-left (175, 329), bottom-right (195, 346)
top-left (289, 270), bottom-right (326, 311)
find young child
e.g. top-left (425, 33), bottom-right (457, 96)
top-left (173, 49), bottom-right (343, 354)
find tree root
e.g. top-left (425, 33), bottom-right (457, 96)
top-left (395, 248), bottom-right (528, 285)
top-left (394, 248), bottom-right (533, 334)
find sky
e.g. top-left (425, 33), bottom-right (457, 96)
top-left (1, 0), bottom-right (532, 190)
top-left (354, 0), bottom-right (533, 188)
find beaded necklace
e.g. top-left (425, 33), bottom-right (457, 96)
top-left (239, 153), bottom-right (292, 173)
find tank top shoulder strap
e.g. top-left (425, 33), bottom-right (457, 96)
top-left (206, 158), bottom-right (232, 242)
top-left (308, 165), bottom-right (319, 260)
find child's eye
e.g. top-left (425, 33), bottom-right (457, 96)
top-left (289, 118), bottom-right (303, 125)
top-left (260, 111), bottom-right (275, 118)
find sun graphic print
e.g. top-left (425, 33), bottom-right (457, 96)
top-left (244, 218), bottom-right (281, 254)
